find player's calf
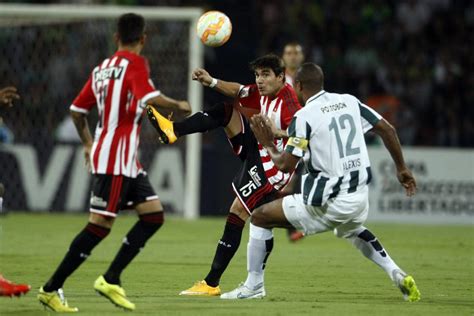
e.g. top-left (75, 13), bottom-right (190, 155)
top-left (173, 102), bottom-right (234, 137)
top-left (103, 211), bottom-right (164, 286)
top-left (203, 212), bottom-right (245, 286)
top-left (343, 227), bottom-right (421, 302)
top-left (180, 210), bottom-right (246, 296)
top-left (43, 222), bottom-right (111, 293)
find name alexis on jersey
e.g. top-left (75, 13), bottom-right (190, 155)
top-left (320, 102), bottom-right (347, 114)
top-left (343, 158), bottom-right (361, 171)
top-left (93, 66), bottom-right (125, 81)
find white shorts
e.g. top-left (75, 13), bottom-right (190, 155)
top-left (282, 186), bottom-right (369, 238)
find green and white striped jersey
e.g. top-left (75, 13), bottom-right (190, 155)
top-left (285, 90), bottom-right (382, 206)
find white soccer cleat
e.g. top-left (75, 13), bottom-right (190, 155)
top-left (220, 282), bottom-right (266, 300)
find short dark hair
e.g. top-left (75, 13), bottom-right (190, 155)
top-left (249, 54), bottom-right (285, 78)
top-left (117, 13), bottom-right (145, 45)
top-left (295, 63), bottom-right (324, 90)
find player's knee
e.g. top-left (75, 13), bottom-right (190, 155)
top-left (205, 102), bottom-right (234, 127)
top-left (230, 203), bottom-right (250, 222)
top-left (89, 213), bottom-right (115, 229)
top-left (139, 211), bottom-right (165, 227)
top-left (250, 206), bottom-right (269, 227)
top-left (334, 226), bottom-right (365, 239)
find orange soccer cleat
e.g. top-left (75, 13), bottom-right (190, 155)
top-left (0, 275), bottom-right (31, 297)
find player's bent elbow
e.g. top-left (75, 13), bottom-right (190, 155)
top-left (385, 121), bottom-right (397, 134)
top-left (374, 118), bottom-right (397, 138)
top-left (384, 122), bottom-right (398, 140)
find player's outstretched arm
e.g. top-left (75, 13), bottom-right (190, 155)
top-left (147, 94), bottom-right (191, 117)
top-left (192, 68), bottom-right (241, 98)
top-left (372, 118), bottom-right (417, 196)
top-left (70, 110), bottom-right (93, 171)
top-left (250, 115), bottom-right (299, 173)
top-left (0, 86), bottom-right (20, 108)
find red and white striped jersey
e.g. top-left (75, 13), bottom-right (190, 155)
top-left (238, 83), bottom-right (302, 190)
top-left (70, 50), bottom-right (160, 178)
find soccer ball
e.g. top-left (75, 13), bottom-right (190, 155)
top-left (196, 11), bottom-right (232, 47)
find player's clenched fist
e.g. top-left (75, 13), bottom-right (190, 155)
top-left (192, 68), bottom-right (213, 86)
top-left (397, 168), bottom-right (417, 197)
top-left (0, 86), bottom-right (20, 108)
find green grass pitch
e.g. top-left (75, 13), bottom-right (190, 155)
top-left (0, 213), bottom-right (473, 315)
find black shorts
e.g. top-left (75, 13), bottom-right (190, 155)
top-left (228, 114), bottom-right (279, 214)
top-left (89, 173), bottom-right (158, 218)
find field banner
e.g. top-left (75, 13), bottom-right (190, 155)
top-left (367, 147), bottom-right (474, 224)
top-left (0, 144), bottom-right (185, 214)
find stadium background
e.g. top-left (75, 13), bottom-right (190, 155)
top-left (0, 0), bottom-right (472, 218)
top-left (0, 1), bottom-right (473, 315)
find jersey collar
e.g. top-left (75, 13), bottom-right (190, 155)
top-left (115, 50), bottom-right (140, 59)
top-left (306, 90), bottom-right (326, 105)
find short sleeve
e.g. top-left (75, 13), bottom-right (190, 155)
top-left (127, 58), bottom-right (161, 103)
top-left (238, 84), bottom-right (261, 111)
top-left (359, 102), bottom-right (382, 133)
top-left (284, 115), bottom-right (310, 158)
top-left (70, 76), bottom-right (96, 114)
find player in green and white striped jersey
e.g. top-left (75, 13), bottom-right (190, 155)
top-left (220, 63), bottom-right (420, 302)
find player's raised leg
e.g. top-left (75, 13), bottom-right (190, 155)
top-left (147, 63), bottom-right (253, 144)
top-left (340, 226), bottom-right (420, 302)
top-left (38, 213), bottom-right (113, 312)
top-left (180, 198), bottom-right (247, 296)
top-left (94, 196), bottom-right (164, 310)
top-left (221, 198), bottom-right (292, 299)
top-left (147, 101), bottom-right (237, 144)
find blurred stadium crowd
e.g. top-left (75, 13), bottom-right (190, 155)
top-left (255, 0), bottom-right (473, 147)
top-left (0, 0), bottom-right (472, 147)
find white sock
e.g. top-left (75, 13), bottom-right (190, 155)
top-left (348, 227), bottom-right (403, 281)
top-left (0, 197), bottom-right (3, 213)
top-left (244, 223), bottom-right (273, 289)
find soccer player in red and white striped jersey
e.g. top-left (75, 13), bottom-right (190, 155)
top-left (147, 54), bottom-right (301, 296)
top-left (38, 13), bottom-right (191, 312)
top-left (236, 81), bottom-right (301, 192)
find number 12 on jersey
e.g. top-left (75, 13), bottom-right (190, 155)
top-left (329, 114), bottom-right (360, 158)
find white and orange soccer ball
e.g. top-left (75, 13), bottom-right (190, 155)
top-left (196, 11), bottom-right (232, 47)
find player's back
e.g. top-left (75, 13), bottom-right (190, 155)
top-left (71, 50), bottom-right (160, 177)
top-left (292, 90), bottom-right (381, 206)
